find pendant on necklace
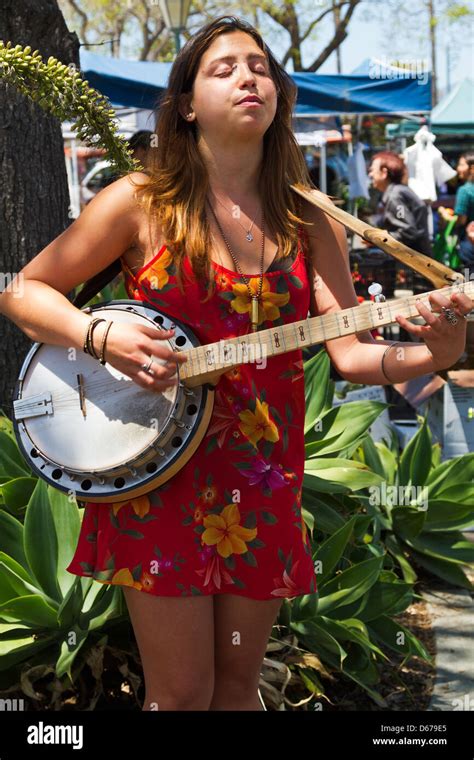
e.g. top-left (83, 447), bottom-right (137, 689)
top-left (246, 231), bottom-right (253, 242)
top-left (251, 295), bottom-right (259, 332)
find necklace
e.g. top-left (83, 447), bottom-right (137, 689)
top-left (211, 193), bottom-right (259, 242)
top-left (206, 198), bottom-right (265, 332)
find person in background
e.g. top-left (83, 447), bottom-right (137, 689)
top-left (128, 130), bottom-right (153, 169)
top-left (368, 151), bottom-right (432, 256)
top-left (308, 153), bottom-right (337, 195)
top-left (439, 152), bottom-right (474, 266)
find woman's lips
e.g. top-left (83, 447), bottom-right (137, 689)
top-left (236, 100), bottom-right (263, 107)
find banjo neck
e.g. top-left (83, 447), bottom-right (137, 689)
top-left (179, 279), bottom-right (474, 388)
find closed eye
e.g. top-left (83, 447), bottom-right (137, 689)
top-left (217, 66), bottom-right (268, 77)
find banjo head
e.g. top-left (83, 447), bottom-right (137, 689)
top-left (13, 300), bottom-right (214, 503)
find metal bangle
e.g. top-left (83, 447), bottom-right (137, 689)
top-left (381, 341), bottom-right (402, 384)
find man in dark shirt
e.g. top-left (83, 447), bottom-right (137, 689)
top-left (368, 152), bottom-right (432, 256)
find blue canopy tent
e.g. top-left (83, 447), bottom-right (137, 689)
top-left (79, 51), bottom-right (170, 109)
top-left (291, 73), bottom-right (431, 116)
top-left (79, 50), bottom-right (432, 115)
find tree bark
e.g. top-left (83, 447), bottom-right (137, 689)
top-left (0, 0), bottom-right (79, 419)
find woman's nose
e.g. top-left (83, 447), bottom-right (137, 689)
top-left (235, 63), bottom-right (257, 85)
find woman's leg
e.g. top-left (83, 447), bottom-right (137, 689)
top-left (209, 594), bottom-right (283, 711)
top-left (122, 587), bottom-right (215, 711)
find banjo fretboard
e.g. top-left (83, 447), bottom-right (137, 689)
top-left (178, 280), bottom-right (473, 381)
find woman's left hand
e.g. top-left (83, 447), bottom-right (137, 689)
top-left (395, 290), bottom-right (473, 370)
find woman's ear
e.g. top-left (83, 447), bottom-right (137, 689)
top-left (178, 93), bottom-right (194, 121)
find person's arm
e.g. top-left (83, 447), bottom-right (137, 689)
top-left (454, 186), bottom-right (468, 228)
top-left (0, 172), bottom-right (147, 351)
top-left (303, 192), bottom-right (468, 384)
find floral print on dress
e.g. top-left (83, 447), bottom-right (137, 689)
top-left (66, 224), bottom-right (317, 599)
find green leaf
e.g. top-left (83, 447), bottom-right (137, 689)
top-left (320, 616), bottom-right (387, 660)
top-left (359, 436), bottom-right (386, 478)
top-left (391, 507), bottom-right (427, 539)
top-left (368, 615), bottom-right (433, 662)
top-left (304, 459), bottom-right (385, 494)
top-left (407, 548), bottom-right (473, 590)
top-left (374, 442), bottom-right (398, 485)
top-left (384, 535), bottom-right (418, 584)
top-left (48, 486), bottom-right (82, 599)
top-left (0, 634), bottom-right (57, 673)
top-left (0, 510), bottom-right (30, 572)
top-left (305, 401), bottom-right (387, 457)
top-left (313, 516), bottom-right (357, 586)
top-left (356, 580), bottom-right (414, 621)
top-left (301, 494), bottom-right (345, 534)
top-left (405, 531), bottom-right (474, 565)
top-left (0, 431), bottom-right (31, 478)
top-left (0, 594), bottom-right (58, 627)
top-left (426, 453), bottom-right (474, 494)
top-left (0, 558), bottom-right (57, 608)
top-left (424, 499), bottom-right (474, 531)
top-left (55, 623), bottom-right (89, 680)
top-left (0, 477), bottom-right (38, 511)
top-left (317, 555), bottom-right (384, 614)
top-left (303, 349), bottom-right (333, 433)
top-left (291, 619), bottom-right (347, 669)
top-left (23, 480), bottom-right (62, 602)
top-left (398, 415), bottom-right (432, 487)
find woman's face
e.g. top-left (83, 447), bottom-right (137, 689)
top-left (457, 156), bottom-right (469, 180)
top-left (180, 31), bottom-right (278, 143)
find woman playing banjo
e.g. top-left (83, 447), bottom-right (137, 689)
top-left (0, 16), bottom-right (471, 711)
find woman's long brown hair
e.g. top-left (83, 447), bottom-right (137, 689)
top-left (74, 15), bottom-right (315, 308)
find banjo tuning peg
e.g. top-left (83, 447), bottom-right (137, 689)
top-left (368, 282), bottom-right (386, 302)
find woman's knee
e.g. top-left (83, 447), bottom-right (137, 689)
top-left (143, 671), bottom-right (215, 711)
top-left (121, 588), bottom-right (215, 710)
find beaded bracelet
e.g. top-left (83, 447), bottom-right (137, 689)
top-left (89, 318), bottom-right (107, 359)
top-left (83, 318), bottom-right (103, 358)
top-left (99, 321), bottom-right (114, 365)
top-left (381, 341), bottom-right (403, 384)
top-left (83, 318), bottom-right (106, 360)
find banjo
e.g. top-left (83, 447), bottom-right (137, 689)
top-left (12, 280), bottom-right (473, 504)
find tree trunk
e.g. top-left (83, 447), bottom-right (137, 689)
top-left (0, 0), bottom-right (79, 419)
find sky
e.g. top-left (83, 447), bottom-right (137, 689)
top-left (262, 2), bottom-right (472, 100)
top-left (92, 1), bottom-right (473, 101)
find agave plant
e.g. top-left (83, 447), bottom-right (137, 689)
top-left (301, 348), bottom-right (474, 590)
top-left (253, 349), bottom-right (435, 708)
top-left (356, 423), bottom-right (474, 590)
top-left (0, 413), bottom-right (125, 696)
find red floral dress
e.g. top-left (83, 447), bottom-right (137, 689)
top-left (66, 224), bottom-right (318, 600)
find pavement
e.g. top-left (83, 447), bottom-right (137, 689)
top-left (424, 539), bottom-right (474, 711)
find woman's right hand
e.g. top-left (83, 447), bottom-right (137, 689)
top-left (92, 321), bottom-right (188, 392)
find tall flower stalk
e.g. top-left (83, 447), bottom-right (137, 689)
top-left (0, 41), bottom-right (140, 174)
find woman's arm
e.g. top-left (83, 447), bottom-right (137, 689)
top-left (302, 193), bottom-right (470, 385)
